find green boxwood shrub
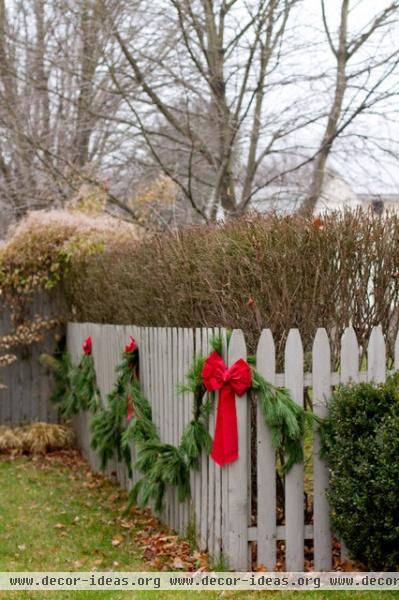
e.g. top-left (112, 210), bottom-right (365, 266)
top-left (321, 374), bottom-right (399, 570)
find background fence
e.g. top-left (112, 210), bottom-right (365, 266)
top-left (67, 322), bottom-right (399, 571)
top-left (0, 297), bottom-right (59, 425)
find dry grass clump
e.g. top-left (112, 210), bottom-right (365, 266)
top-left (0, 426), bottom-right (23, 452)
top-left (0, 423), bottom-right (74, 455)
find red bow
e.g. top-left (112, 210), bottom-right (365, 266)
top-left (82, 336), bottom-right (92, 355)
top-left (124, 336), bottom-right (137, 354)
top-left (202, 351), bottom-right (252, 466)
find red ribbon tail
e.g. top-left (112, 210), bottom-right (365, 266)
top-left (211, 385), bottom-right (238, 467)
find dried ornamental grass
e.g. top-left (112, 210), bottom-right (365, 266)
top-left (0, 423), bottom-right (74, 455)
top-left (0, 426), bottom-right (23, 452)
top-left (20, 423), bottom-right (75, 454)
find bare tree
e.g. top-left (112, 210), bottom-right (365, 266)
top-left (110, 0), bottom-right (308, 220)
top-left (0, 0), bottom-right (142, 221)
top-left (1, 0), bottom-right (399, 227)
top-left (300, 0), bottom-right (399, 215)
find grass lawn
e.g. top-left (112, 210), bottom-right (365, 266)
top-left (0, 451), bottom-right (397, 600)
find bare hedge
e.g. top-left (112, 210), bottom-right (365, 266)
top-left (66, 210), bottom-right (399, 362)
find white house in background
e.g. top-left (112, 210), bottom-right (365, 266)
top-left (358, 193), bottom-right (399, 215)
top-left (250, 168), bottom-right (399, 215)
top-left (314, 170), bottom-right (363, 213)
top-left (250, 168), bottom-right (362, 214)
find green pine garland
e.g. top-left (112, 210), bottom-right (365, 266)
top-left (90, 346), bottom-right (145, 476)
top-left (74, 354), bottom-right (101, 413)
top-left (251, 368), bottom-right (309, 473)
top-left (42, 351), bottom-right (100, 418)
top-left (46, 332), bottom-right (312, 513)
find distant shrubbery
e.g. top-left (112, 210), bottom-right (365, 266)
top-left (67, 209), bottom-right (399, 360)
top-left (321, 376), bottom-right (399, 570)
top-left (1, 209), bottom-right (399, 361)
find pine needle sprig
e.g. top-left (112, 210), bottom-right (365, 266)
top-left (43, 353), bottom-right (81, 418)
top-left (179, 397), bottom-right (213, 469)
top-left (121, 380), bottom-right (158, 447)
top-left (74, 354), bottom-right (101, 413)
top-left (132, 441), bottom-right (190, 511)
top-left (252, 369), bottom-right (311, 473)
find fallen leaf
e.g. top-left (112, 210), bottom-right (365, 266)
top-left (120, 520), bottom-right (134, 529)
top-left (172, 557), bottom-right (185, 569)
top-left (73, 560), bottom-right (84, 569)
top-left (111, 535), bottom-right (123, 547)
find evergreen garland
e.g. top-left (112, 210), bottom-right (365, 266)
top-left (42, 343), bottom-right (100, 417)
top-left (251, 368), bottom-right (309, 473)
top-left (41, 353), bottom-right (80, 418)
top-left (74, 354), bottom-right (101, 413)
top-left (46, 332), bottom-right (312, 513)
top-left (90, 341), bottom-right (145, 476)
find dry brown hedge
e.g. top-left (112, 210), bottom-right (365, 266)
top-left (66, 210), bottom-right (399, 363)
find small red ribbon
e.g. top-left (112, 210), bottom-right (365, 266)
top-left (202, 351), bottom-right (252, 466)
top-left (82, 336), bottom-right (92, 355)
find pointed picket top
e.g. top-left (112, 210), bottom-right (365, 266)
top-left (340, 326), bottom-right (359, 383)
top-left (368, 326), bottom-right (386, 383)
top-left (256, 329), bottom-right (276, 382)
top-left (395, 330), bottom-right (399, 371)
top-left (228, 329), bottom-right (247, 366)
top-left (285, 329), bottom-right (304, 405)
top-left (312, 329), bottom-right (331, 416)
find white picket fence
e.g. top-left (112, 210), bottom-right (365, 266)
top-left (67, 322), bottom-right (397, 571)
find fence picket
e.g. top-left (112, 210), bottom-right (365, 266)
top-left (339, 326), bottom-right (360, 562)
top-left (395, 330), bottom-right (399, 371)
top-left (340, 326), bottom-right (359, 383)
top-left (368, 326), bottom-right (386, 383)
top-left (171, 327), bottom-right (179, 532)
top-left (256, 329), bottom-right (277, 571)
top-left (184, 328), bottom-right (194, 537)
top-left (165, 328), bottom-right (173, 529)
top-left (284, 329), bottom-right (304, 571)
top-left (200, 329), bottom-right (209, 551)
top-left (312, 328), bottom-right (332, 570)
top-left (207, 328), bottom-right (216, 558)
top-left (177, 327), bottom-right (185, 534)
top-left (213, 328), bottom-right (222, 562)
top-left (193, 328), bottom-right (202, 547)
top-left (225, 329), bottom-right (249, 571)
